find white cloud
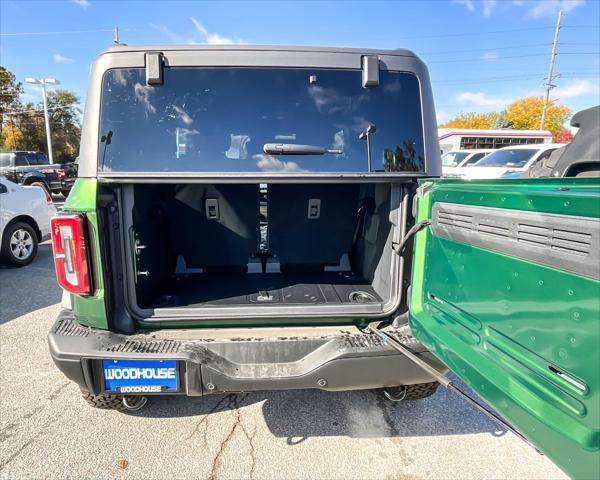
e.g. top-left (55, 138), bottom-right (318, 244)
top-left (168, 105), bottom-right (193, 125)
top-left (189, 17), bottom-right (243, 44)
top-left (481, 51), bottom-right (498, 61)
top-left (72, 0), bottom-right (90, 9)
top-left (253, 154), bottom-right (307, 173)
top-left (332, 130), bottom-right (346, 153)
top-left (436, 110), bottom-right (451, 124)
top-left (453, 0), bottom-right (475, 12)
top-left (452, 0), bottom-right (497, 16)
top-left (553, 79), bottom-right (599, 98)
top-left (455, 91), bottom-right (511, 109)
top-left (52, 53), bottom-right (74, 63)
top-left (149, 23), bottom-right (184, 43)
top-left (482, 0), bottom-right (498, 17)
top-left (527, 0), bottom-right (585, 17)
top-left (133, 83), bottom-right (156, 114)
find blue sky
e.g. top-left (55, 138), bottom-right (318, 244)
top-left (1, 0), bottom-right (599, 125)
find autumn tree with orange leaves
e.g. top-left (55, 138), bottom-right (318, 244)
top-left (440, 96), bottom-right (571, 134)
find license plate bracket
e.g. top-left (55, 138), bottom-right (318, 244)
top-left (102, 359), bottom-right (179, 394)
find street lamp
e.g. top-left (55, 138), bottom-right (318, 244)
top-left (359, 124), bottom-right (377, 172)
top-left (25, 77), bottom-right (60, 164)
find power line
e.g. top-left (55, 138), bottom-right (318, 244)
top-left (418, 43), bottom-right (551, 55)
top-left (429, 53), bottom-right (550, 64)
top-left (397, 25), bottom-right (557, 40)
top-left (0, 28), bottom-right (115, 36)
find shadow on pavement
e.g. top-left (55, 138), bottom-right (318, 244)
top-left (128, 378), bottom-right (505, 440)
top-left (0, 243), bottom-right (61, 324)
top-left (0, 234), bottom-right (506, 442)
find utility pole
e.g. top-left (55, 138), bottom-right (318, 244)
top-left (25, 77), bottom-right (60, 164)
top-left (540, 10), bottom-right (563, 130)
top-left (114, 24), bottom-right (120, 44)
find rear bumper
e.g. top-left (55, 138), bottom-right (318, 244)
top-left (48, 310), bottom-right (444, 396)
top-left (61, 177), bottom-right (76, 191)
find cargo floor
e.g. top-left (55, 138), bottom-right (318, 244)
top-left (148, 271), bottom-right (381, 308)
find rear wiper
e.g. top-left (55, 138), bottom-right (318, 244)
top-left (263, 143), bottom-right (342, 155)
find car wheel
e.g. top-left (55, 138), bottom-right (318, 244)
top-left (378, 381), bottom-right (440, 402)
top-left (60, 189), bottom-right (71, 197)
top-left (0, 222), bottom-right (38, 267)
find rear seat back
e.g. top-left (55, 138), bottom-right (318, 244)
top-left (268, 184), bottom-right (361, 269)
top-left (168, 184), bottom-right (260, 270)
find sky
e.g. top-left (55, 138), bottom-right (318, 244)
top-left (1, 0), bottom-right (599, 126)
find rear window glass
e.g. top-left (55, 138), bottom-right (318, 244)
top-left (28, 153), bottom-right (49, 165)
top-left (476, 149), bottom-right (538, 168)
top-left (98, 67), bottom-right (425, 174)
top-left (441, 151), bottom-right (469, 167)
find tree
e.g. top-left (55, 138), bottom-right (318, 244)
top-left (553, 130), bottom-right (574, 144)
top-left (0, 66), bottom-right (24, 146)
top-left (0, 81), bottom-right (81, 162)
top-left (47, 90), bottom-right (82, 162)
top-left (506, 96), bottom-right (570, 133)
top-left (439, 110), bottom-right (511, 129)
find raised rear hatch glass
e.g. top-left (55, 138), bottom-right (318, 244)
top-left (98, 67), bottom-right (424, 173)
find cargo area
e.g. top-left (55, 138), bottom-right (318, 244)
top-left (117, 182), bottom-right (408, 319)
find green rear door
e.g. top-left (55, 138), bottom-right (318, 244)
top-left (409, 178), bottom-right (599, 479)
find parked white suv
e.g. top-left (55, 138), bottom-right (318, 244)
top-left (449, 144), bottom-right (564, 179)
top-left (0, 176), bottom-right (57, 266)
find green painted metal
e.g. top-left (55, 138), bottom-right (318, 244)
top-left (410, 178), bottom-right (600, 479)
top-left (63, 179), bottom-right (108, 329)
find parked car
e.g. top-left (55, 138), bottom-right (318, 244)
top-left (60, 157), bottom-right (79, 197)
top-left (441, 149), bottom-right (492, 175)
top-left (447, 143), bottom-right (564, 179)
top-left (526, 105), bottom-right (600, 178)
top-left (47, 45), bottom-right (598, 479)
top-left (0, 176), bottom-right (56, 266)
top-left (0, 151), bottom-right (78, 196)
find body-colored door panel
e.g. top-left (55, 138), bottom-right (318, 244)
top-left (410, 178), bottom-right (600, 479)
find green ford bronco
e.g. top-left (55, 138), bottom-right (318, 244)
top-left (48, 45), bottom-right (598, 478)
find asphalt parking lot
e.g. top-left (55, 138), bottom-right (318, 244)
top-left (0, 242), bottom-right (567, 479)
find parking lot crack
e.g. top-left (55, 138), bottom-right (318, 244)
top-left (185, 393), bottom-right (236, 446)
top-left (208, 394), bottom-right (248, 480)
top-left (239, 416), bottom-right (257, 480)
top-left (0, 415), bottom-right (62, 470)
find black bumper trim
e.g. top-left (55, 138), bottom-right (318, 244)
top-left (48, 310), bottom-right (444, 396)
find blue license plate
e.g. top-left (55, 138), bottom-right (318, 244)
top-left (102, 359), bottom-right (179, 393)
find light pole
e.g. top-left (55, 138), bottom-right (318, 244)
top-left (359, 124), bottom-right (377, 172)
top-left (25, 77), bottom-right (60, 164)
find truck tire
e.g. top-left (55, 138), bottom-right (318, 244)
top-left (80, 390), bottom-right (126, 410)
top-left (0, 221), bottom-right (39, 267)
top-left (29, 181), bottom-right (50, 195)
top-left (379, 381), bottom-right (439, 402)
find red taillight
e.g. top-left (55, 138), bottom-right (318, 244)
top-left (44, 189), bottom-right (53, 204)
top-left (50, 215), bottom-right (91, 295)
top-left (55, 168), bottom-right (66, 178)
